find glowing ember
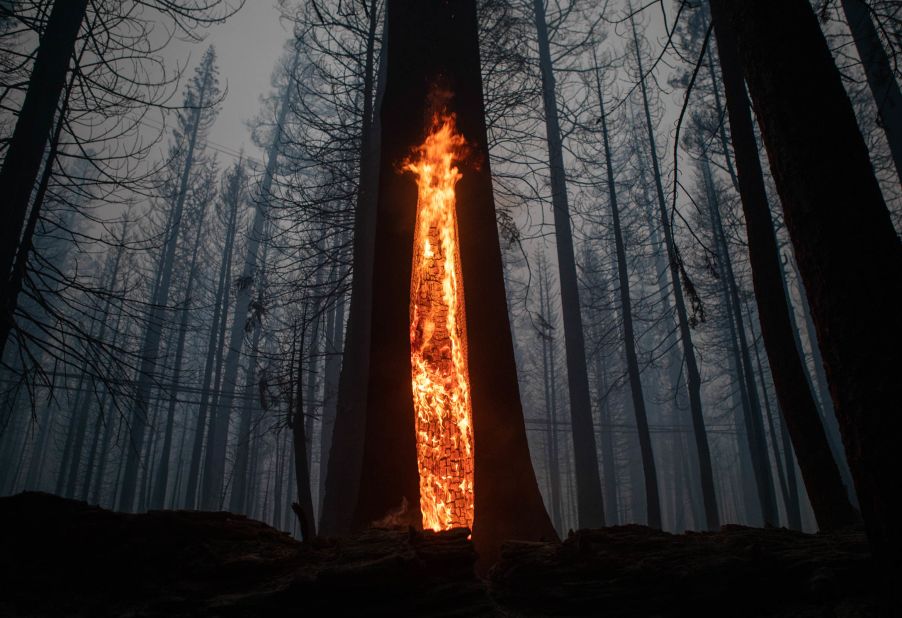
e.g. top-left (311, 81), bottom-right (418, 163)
top-left (406, 113), bottom-right (475, 532)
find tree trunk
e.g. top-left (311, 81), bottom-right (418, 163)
top-left (631, 10), bottom-right (719, 530)
top-left (789, 261), bottom-right (855, 500)
top-left (702, 156), bottom-right (779, 526)
top-left (151, 207), bottom-right (207, 510)
top-left (120, 60), bottom-right (215, 511)
top-left (717, 0), bottom-right (902, 563)
top-left (594, 57), bottom-right (660, 528)
top-left (746, 300), bottom-right (803, 529)
top-left (319, 0), bottom-right (382, 536)
top-left (538, 257), bottom-right (563, 533)
top-left (291, 324), bottom-right (316, 541)
top-left (709, 0), bottom-right (859, 532)
top-left (532, 0), bottom-right (605, 528)
top-left (0, 0), bottom-right (88, 347)
top-left (228, 286), bottom-right (265, 514)
top-left (841, 0), bottom-right (902, 183)
top-left (352, 1), bottom-right (557, 569)
top-left (184, 167), bottom-right (241, 509)
top-left (317, 278), bottom-right (345, 508)
top-left (592, 338), bottom-right (619, 526)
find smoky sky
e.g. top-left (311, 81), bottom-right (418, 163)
top-left (162, 2), bottom-right (288, 165)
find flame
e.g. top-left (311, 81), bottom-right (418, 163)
top-left (406, 114), bottom-right (474, 532)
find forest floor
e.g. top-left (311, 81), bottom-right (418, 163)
top-left (0, 492), bottom-right (889, 617)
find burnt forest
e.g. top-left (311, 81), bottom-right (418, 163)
top-left (0, 0), bottom-right (900, 616)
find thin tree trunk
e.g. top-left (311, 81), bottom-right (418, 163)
top-left (538, 259), bottom-right (563, 533)
top-left (228, 285), bottom-right (265, 514)
top-left (151, 206), bottom-right (207, 510)
top-left (532, 0), bottom-right (605, 528)
top-left (272, 432), bottom-right (284, 530)
top-left (595, 56), bottom-right (660, 528)
top-left (302, 254), bottom-right (326, 471)
top-left (318, 283), bottom-right (345, 507)
top-left (0, 0), bottom-right (88, 353)
top-left (320, 0), bottom-right (382, 536)
top-left (592, 338), bottom-right (619, 526)
top-left (291, 323), bottom-right (316, 541)
top-left (55, 366), bottom-right (90, 496)
top-left (184, 167), bottom-right (241, 509)
top-left (120, 60), bottom-right (215, 511)
top-left (631, 10), bottom-right (719, 530)
top-left (841, 0), bottom-right (902, 183)
top-left (702, 156), bottom-right (779, 526)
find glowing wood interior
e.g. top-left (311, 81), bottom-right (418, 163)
top-left (406, 114), bottom-right (475, 531)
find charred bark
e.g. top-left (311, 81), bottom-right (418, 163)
top-left (716, 0), bottom-right (902, 562)
top-left (319, 0), bottom-right (382, 536)
top-left (708, 1), bottom-right (858, 532)
top-left (353, 0), bottom-right (557, 566)
top-left (0, 0), bottom-right (88, 353)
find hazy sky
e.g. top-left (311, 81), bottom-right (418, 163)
top-left (165, 2), bottom-right (290, 166)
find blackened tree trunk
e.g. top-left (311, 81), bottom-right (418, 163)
top-left (120, 51), bottom-right (218, 511)
top-left (716, 0), bottom-right (902, 561)
top-left (228, 286), bottom-right (265, 514)
top-left (709, 1), bottom-right (857, 531)
top-left (317, 267), bottom-right (346, 508)
top-left (630, 10), bottom-right (719, 530)
top-left (532, 0), bottom-right (605, 529)
top-left (747, 299), bottom-right (803, 530)
top-left (184, 160), bottom-right (243, 509)
top-left (786, 256), bottom-right (854, 500)
top-left (592, 338), bottom-right (619, 526)
top-left (151, 202), bottom-right (208, 510)
top-left (320, 0), bottom-right (382, 536)
top-left (841, 0), bottom-right (902, 183)
top-left (537, 255), bottom-right (563, 533)
top-left (290, 324), bottom-right (316, 541)
top-left (701, 156), bottom-right (779, 527)
top-left (594, 56), bottom-right (660, 529)
top-left (0, 0), bottom-right (88, 354)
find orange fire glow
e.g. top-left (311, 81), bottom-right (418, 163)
top-left (406, 114), bottom-right (475, 532)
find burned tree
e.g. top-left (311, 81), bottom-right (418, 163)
top-left (713, 0), bottom-right (902, 563)
top-left (707, 0), bottom-right (858, 531)
top-left (351, 0), bottom-right (557, 565)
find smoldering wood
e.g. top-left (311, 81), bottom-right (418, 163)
top-left (352, 0), bottom-right (557, 566)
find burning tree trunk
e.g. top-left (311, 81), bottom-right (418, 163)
top-left (353, 0), bottom-right (557, 565)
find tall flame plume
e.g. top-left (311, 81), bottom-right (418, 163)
top-left (406, 113), bottom-right (475, 532)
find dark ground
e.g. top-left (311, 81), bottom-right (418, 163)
top-left (0, 492), bottom-right (890, 616)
